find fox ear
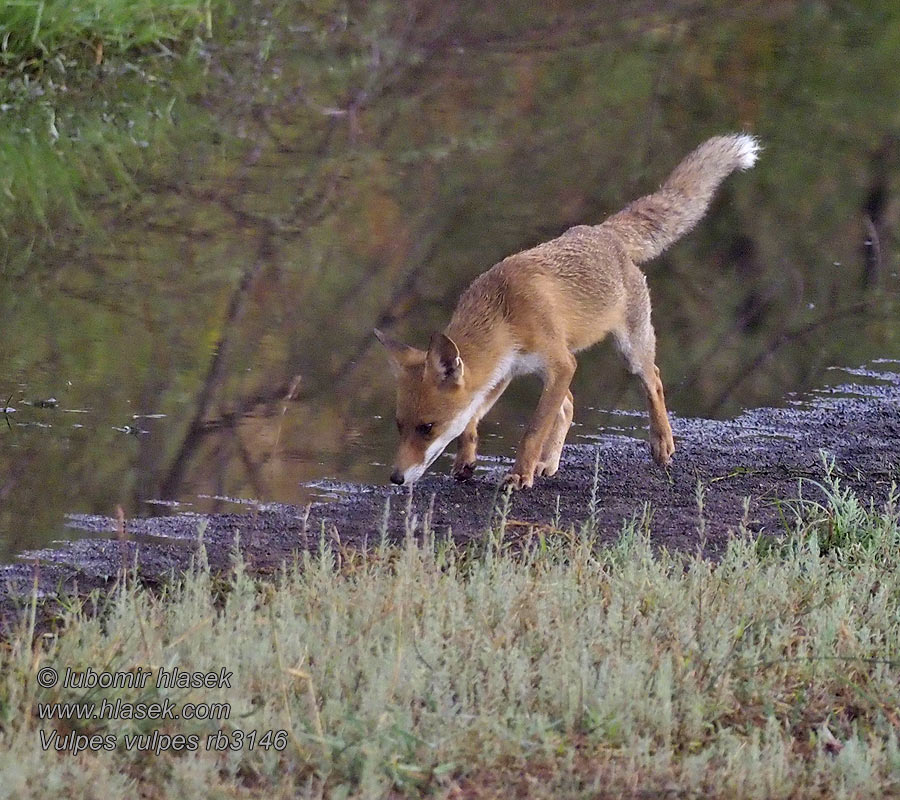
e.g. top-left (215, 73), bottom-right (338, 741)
top-left (426, 332), bottom-right (464, 386)
top-left (374, 328), bottom-right (425, 376)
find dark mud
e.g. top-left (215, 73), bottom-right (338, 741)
top-left (2, 365), bottom-right (899, 637)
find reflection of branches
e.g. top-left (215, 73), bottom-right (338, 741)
top-left (634, 26), bottom-right (680, 197)
top-left (708, 301), bottom-right (878, 414)
top-left (424, 1), bottom-right (768, 57)
top-left (210, 437), bottom-right (229, 513)
top-left (185, 198), bottom-right (450, 439)
top-left (863, 215), bottom-right (882, 288)
top-left (335, 207), bottom-right (452, 322)
top-left (154, 4), bottom-right (440, 498)
top-left (55, 286), bottom-right (147, 321)
top-left (231, 425), bottom-right (267, 499)
top-left (676, 277), bottom-right (788, 400)
top-left (159, 248), bottom-right (268, 499)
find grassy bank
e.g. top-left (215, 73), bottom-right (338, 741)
top-left (2, 479), bottom-right (899, 798)
top-left (0, 0), bottom-right (213, 69)
top-left (0, 0), bottom-right (224, 248)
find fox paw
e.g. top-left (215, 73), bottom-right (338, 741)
top-left (650, 433), bottom-right (675, 467)
top-left (452, 461), bottom-right (476, 481)
top-left (535, 458), bottom-right (561, 478)
top-left (503, 471), bottom-right (534, 491)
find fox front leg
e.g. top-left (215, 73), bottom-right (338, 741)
top-left (452, 375), bottom-right (512, 481)
top-left (452, 420), bottom-right (479, 480)
top-left (505, 352), bottom-right (576, 490)
top-left (535, 390), bottom-right (574, 478)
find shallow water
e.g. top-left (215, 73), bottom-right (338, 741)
top-left (1, 1), bottom-right (899, 559)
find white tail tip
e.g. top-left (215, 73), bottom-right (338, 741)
top-left (734, 133), bottom-right (761, 169)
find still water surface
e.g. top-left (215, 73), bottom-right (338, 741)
top-left (1, 1), bottom-right (898, 558)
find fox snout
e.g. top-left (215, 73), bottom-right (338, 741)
top-left (388, 456), bottom-right (430, 487)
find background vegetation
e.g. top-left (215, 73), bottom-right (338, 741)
top-left (0, 0), bottom-right (213, 63)
top-left (0, 0), bottom-right (220, 235)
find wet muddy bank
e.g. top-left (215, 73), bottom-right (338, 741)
top-left (2, 365), bottom-right (899, 637)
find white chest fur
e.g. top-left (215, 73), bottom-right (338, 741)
top-left (508, 351), bottom-right (545, 378)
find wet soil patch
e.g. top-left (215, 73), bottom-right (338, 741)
top-left (2, 367), bottom-right (898, 637)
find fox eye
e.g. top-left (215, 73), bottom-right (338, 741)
top-left (415, 422), bottom-right (434, 437)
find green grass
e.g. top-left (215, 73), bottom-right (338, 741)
top-left (0, 83), bottom-right (185, 246)
top-left (0, 0), bottom-right (226, 252)
top-left (0, 0), bottom-right (213, 68)
top-left (2, 482), bottom-right (900, 798)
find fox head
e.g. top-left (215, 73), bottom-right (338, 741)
top-left (374, 328), bottom-right (474, 485)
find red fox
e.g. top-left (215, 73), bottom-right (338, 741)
top-left (376, 133), bottom-right (760, 488)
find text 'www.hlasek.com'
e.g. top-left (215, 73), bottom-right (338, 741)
top-left (35, 665), bottom-right (288, 756)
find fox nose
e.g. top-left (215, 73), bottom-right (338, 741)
top-left (389, 469), bottom-right (405, 485)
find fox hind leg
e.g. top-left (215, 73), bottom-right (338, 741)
top-left (614, 273), bottom-right (675, 466)
top-left (641, 363), bottom-right (675, 466)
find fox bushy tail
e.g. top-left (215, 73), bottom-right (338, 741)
top-left (603, 133), bottom-right (759, 264)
